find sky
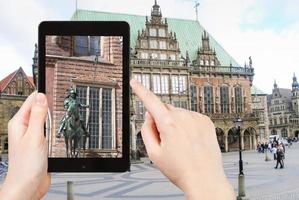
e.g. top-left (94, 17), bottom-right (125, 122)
top-left (0, 0), bottom-right (298, 94)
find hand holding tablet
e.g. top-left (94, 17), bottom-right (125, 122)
top-left (0, 21), bottom-right (234, 200)
top-left (38, 21), bottom-right (130, 172)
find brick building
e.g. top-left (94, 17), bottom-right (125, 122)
top-left (37, 36), bottom-right (123, 157)
top-left (68, 1), bottom-right (259, 155)
top-left (0, 67), bottom-right (35, 156)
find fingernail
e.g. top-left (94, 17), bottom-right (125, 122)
top-left (35, 93), bottom-right (47, 106)
top-left (145, 111), bottom-right (149, 118)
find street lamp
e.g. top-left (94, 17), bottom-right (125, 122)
top-left (234, 117), bottom-right (248, 200)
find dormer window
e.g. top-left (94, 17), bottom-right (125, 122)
top-left (74, 36), bottom-right (101, 56)
top-left (158, 28), bottom-right (165, 37)
top-left (205, 60), bottom-right (209, 66)
top-left (150, 40), bottom-right (158, 49)
top-left (160, 54), bottom-right (167, 60)
top-left (159, 41), bottom-right (166, 49)
top-left (141, 52), bottom-right (148, 59)
top-left (149, 28), bottom-right (157, 36)
top-left (200, 59), bottom-right (204, 65)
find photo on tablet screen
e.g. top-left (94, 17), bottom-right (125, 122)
top-left (45, 35), bottom-right (123, 158)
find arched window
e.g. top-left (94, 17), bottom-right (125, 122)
top-left (200, 59), bottom-right (204, 65)
top-left (220, 86), bottom-right (229, 113)
top-left (281, 129), bottom-right (288, 138)
top-left (190, 85), bottom-right (198, 112)
top-left (234, 87), bottom-right (242, 113)
top-left (204, 86), bottom-right (214, 113)
top-left (205, 60), bottom-right (209, 66)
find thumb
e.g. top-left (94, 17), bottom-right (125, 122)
top-left (26, 93), bottom-right (48, 144)
top-left (141, 112), bottom-right (161, 160)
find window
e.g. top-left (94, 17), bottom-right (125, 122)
top-left (161, 75), bottom-right (169, 94)
top-left (11, 82), bottom-right (16, 95)
top-left (158, 28), bottom-right (165, 37)
top-left (151, 53), bottom-right (158, 59)
top-left (74, 36), bottom-right (101, 56)
top-left (90, 36), bottom-right (101, 55)
top-left (17, 74), bottom-right (23, 88)
top-left (171, 75), bottom-right (179, 94)
top-left (150, 40), bottom-right (158, 49)
top-left (171, 75), bottom-right (186, 95)
top-left (279, 118), bottom-right (283, 124)
top-left (76, 85), bottom-right (115, 149)
top-left (281, 129), bottom-right (288, 138)
top-left (178, 76), bottom-right (187, 94)
top-left (173, 101), bottom-right (187, 109)
top-left (210, 60), bottom-right (215, 66)
top-left (204, 86), bottom-right (214, 113)
top-left (205, 60), bottom-right (209, 66)
top-left (220, 86), bottom-right (229, 113)
top-left (190, 85), bottom-right (198, 112)
top-left (153, 75), bottom-right (161, 94)
top-left (134, 74), bottom-right (150, 89)
top-left (235, 87), bottom-right (243, 114)
top-left (160, 54), bottom-right (167, 60)
top-left (200, 59), bottom-right (204, 65)
top-left (170, 54), bottom-right (176, 60)
top-left (149, 28), bottom-right (157, 36)
top-left (141, 52), bottom-right (148, 59)
top-left (159, 41), bottom-right (166, 49)
top-left (135, 100), bottom-right (145, 120)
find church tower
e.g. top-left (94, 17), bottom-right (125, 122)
top-left (291, 73), bottom-right (299, 115)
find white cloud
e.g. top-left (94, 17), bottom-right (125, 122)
top-left (0, 0), bottom-right (298, 94)
top-left (0, 0), bottom-right (55, 79)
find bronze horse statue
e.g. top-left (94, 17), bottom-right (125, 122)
top-left (57, 89), bottom-right (89, 158)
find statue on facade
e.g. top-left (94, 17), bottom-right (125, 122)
top-left (56, 88), bottom-right (90, 158)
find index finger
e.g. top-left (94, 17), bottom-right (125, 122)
top-left (130, 79), bottom-right (168, 120)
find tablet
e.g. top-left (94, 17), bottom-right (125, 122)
top-left (38, 21), bottom-right (130, 172)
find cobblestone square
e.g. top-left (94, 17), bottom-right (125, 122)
top-left (13, 143), bottom-right (293, 199)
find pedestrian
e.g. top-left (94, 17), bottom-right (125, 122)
top-left (272, 145), bottom-right (277, 160)
top-left (275, 144), bottom-right (284, 169)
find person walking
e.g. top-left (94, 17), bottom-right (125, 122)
top-left (275, 144), bottom-right (285, 169)
top-left (272, 145), bottom-right (277, 160)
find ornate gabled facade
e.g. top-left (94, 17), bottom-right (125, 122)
top-left (268, 75), bottom-right (299, 139)
top-left (131, 2), bottom-right (190, 156)
top-left (0, 67), bottom-right (35, 157)
top-left (67, 1), bottom-right (259, 156)
top-left (193, 31), bottom-right (220, 67)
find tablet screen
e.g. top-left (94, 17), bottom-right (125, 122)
top-left (45, 35), bottom-right (123, 158)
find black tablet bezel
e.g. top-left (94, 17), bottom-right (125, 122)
top-left (38, 21), bottom-right (130, 172)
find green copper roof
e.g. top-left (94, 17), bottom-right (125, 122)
top-left (72, 9), bottom-right (240, 67)
top-left (251, 85), bottom-right (267, 95)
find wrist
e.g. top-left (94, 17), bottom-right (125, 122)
top-left (181, 173), bottom-right (235, 200)
top-left (0, 175), bottom-right (37, 200)
top-left (186, 181), bottom-right (235, 200)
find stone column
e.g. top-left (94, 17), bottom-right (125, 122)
top-left (249, 134), bottom-right (252, 150)
top-left (253, 134), bottom-right (257, 150)
top-left (225, 135), bottom-right (228, 152)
